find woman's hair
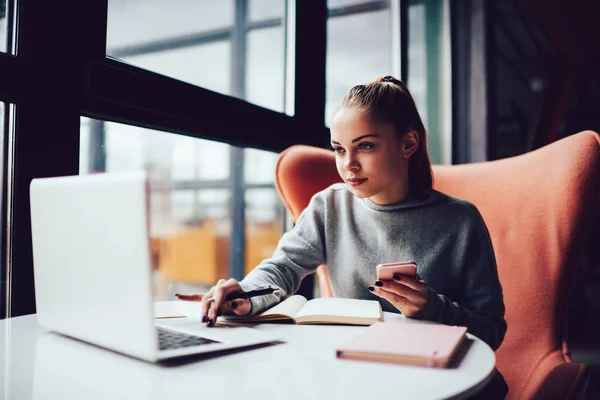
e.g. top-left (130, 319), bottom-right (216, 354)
top-left (339, 75), bottom-right (433, 197)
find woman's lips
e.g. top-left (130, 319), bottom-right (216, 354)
top-left (347, 178), bottom-right (367, 187)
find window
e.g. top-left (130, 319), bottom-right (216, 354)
top-left (247, 27), bottom-right (286, 112)
top-left (80, 118), bottom-right (285, 299)
top-left (325, 0), bottom-right (452, 163)
top-left (249, 0), bottom-right (285, 22)
top-left (124, 42), bottom-right (232, 95)
top-left (107, 0), bottom-right (288, 113)
top-left (326, 1), bottom-right (392, 124)
top-left (407, 0), bottom-right (452, 164)
top-left (0, 2), bottom-right (7, 53)
top-left (107, 1), bottom-right (234, 50)
top-left (6, 1), bottom-right (413, 317)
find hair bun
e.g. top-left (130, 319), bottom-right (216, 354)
top-left (376, 75), bottom-right (401, 85)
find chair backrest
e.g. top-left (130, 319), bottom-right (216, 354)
top-left (275, 145), bottom-right (342, 297)
top-left (274, 130), bottom-right (599, 399)
top-left (275, 144), bottom-right (343, 219)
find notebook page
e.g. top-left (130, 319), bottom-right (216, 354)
top-left (295, 298), bottom-right (381, 320)
top-left (258, 295), bottom-right (307, 318)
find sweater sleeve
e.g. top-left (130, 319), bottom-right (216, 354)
top-left (235, 195), bottom-right (326, 317)
top-left (411, 205), bottom-right (507, 351)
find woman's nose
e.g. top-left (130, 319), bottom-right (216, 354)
top-left (344, 156), bottom-right (359, 171)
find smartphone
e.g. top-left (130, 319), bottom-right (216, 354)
top-left (376, 261), bottom-right (417, 280)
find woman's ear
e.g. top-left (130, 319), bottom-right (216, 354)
top-left (402, 130), bottom-right (419, 158)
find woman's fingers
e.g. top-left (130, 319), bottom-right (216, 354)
top-left (204, 279), bottom-right (246, 326)
top-left (200, 287), bottom-right (216, 324)
top-left (206, 279), bottom-right (227, 326)
top-left (369, 279), bottom-right (429, 317)
top-left (220, 299), bottom-right (252, 316)
top-left (370, 285), bottom-right (408, 308)
top-left (391, 274), bottom-right (425, 290)
top-left (175, 293), bottom-right (203, 302)
top-left (176, 279), bottom-right (252, 324)
top-left (376, 280), bottom-right (418, 301)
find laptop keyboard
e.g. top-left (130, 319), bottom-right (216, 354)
top-left (157, 327), bottom-right (221, 351)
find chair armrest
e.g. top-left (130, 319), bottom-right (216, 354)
top-left (528, 361), bottom-right (589, 400)
top-left (316, 265), bottom-right (333, 298)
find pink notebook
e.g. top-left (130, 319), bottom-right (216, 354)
top-left (336, 322), bottom-right (468, 368)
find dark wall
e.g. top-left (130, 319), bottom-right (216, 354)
top-left (487, 0), bottom-right (600, 160)
top-left (487, 0), bottom-right (554, 160)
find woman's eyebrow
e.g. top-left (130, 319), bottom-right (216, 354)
top-left (330, 134), bottom-right (380, 145)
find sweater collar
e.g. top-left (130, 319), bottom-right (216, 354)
top-left (360, 189), bottom-right (439, 211)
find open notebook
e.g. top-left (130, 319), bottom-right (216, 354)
top-left (336, 322), bottom-right (468, 368)
top-left (226, 295), bottom-right (383, 326)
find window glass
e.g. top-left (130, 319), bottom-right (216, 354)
top-left (107, 0), bottom-right (234, 50)
top-left (326, 9), bottom-right (392, 124)
top-left (244, 148), bottom-right (279, 184)
top-left (244, 148), bottom-right (283, 275)
top-left (246, 27), bottom-right (285, 112)
top-left (124, 42), bottom-right (231, 94)
top-left (249, 0), bottom-right (285, 22)
top-left (0, 3), bottom-right (6, 53)
top-left (80, 118), bottom-right (284, 299)
top-left (171, 135), bottom-right (230, 181)
top-left (172, 189), bottom-right (230, 225)
top-left (107, 0), bottom-right (288, 114)
top-left (245, 188), bottom-right (284, 275)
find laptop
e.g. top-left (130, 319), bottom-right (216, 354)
top-left (29, 171), bottom-right (281, 362)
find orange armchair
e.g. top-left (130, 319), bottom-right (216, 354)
top-left (274, 130), bottom-right (599, 399)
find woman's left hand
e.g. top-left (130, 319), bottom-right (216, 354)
top-left (368, 274), bottom-right (430, 317)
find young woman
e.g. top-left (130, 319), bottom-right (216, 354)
top-left (177, 76), bottom-right (507, 351)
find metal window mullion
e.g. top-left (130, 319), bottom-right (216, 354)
top-left (88, 119), bottom-right (106, 173)
top-left (390, 0), bottom-right (401, 79)
top-left (109, 27), bottom-right (233, 59)
top-left (327, 1), bottom-right (389, 18)
top-left (283, 0), bottom-right (295, 116)
top-left (6, 0), bottom-right (16, 54)
top-left (390, 0), bottom-right (407, 82)
top-left (229, 0), bottom-right (248, 281)
top-left (246, 18), bottom-right (282, 31)
top-left (1, 103), bottom-right (14, 320)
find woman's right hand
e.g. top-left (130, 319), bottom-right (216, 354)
top-left (175, 278), bottom-right (251, 327)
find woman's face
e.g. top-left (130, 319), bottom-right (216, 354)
top-left (330, 107), bottom-right (412, 205)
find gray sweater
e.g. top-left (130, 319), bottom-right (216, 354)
top-left (238, 183), bottom-right (507, 350)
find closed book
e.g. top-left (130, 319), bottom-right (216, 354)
top-left (336, 322), bottom-right (468, 368)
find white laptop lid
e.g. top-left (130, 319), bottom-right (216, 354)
top-left (30, 171), bottom-right (158, 361)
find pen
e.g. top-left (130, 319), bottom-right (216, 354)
top-left (206, 287), bottom-right (278, 303)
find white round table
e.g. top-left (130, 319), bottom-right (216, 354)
top-left (0, 312), bottom-right (496, 400)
